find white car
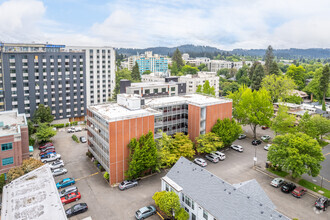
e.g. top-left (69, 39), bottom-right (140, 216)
top-left (67, 128), bottom-right (75, 133)
top-left (212, 151), bottom-right (226, 161)
top-left (52, 168), bottom-right (67, 177)
top-left (194, 158), bottom-right (207, 167)
top-left (261, 135), bottom-right (271, 141)
top-left (41, 154), bottom-right (61, 163)
top-left (231, 144), bottom-right (243, 152)
top-left (264, 144), bottom-right (272, 151)
top-left (270, 178), bottom-right (285, 188)
top-left (49, 160), bottom-right (64, 170)
top-left (74, 127), bottom-right (82, 132)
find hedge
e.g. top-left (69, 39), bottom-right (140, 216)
top-left (72, 135), bottom-right (79, 143)
top-left (53, 124), bottom-right (65, 128)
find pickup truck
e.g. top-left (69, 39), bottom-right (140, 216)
top-left (41, 154), bottom-right (61, 163)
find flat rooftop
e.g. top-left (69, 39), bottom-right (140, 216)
top-left (145, 94), bottom-right (231, 108)
top-left (0, 110), bottom-right (27, 137)
top-left (1, 164), bottom-right (67, 220)
top-left (88, 103), bottom-right (162, 122)
top-left (130, 81), bottom-right (177, 88)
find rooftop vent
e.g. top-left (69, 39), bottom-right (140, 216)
top-left (260, 211), bottom-right (264, 214)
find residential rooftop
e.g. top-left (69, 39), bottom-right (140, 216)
top-left (130, 81), bottom-right (178, 88)
top-left (1, 164), bottom-right (67, 220)
top-left (0, 110), bottom-right (27, 137)
top-left (164, 157), bottom-right (289, 220)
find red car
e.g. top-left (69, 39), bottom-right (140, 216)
top-left (39, 148), bottom-right (56, 156)
top-left (261, 126), bottom-right (269, 130)
top-left (61, 192), bottom-right (81, 205)
top-left (39, 142), bottom-right (53, 150)
top-left (291, 186), bottom-right (307, 198)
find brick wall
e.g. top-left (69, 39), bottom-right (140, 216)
top-left (205, 102), bottom-right (233, 132)
top-left (188, 104), bottom-right (201, 142)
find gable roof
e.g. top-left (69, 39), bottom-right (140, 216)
top-left (166, 157), bottom-right (289, 220)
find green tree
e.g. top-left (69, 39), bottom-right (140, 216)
top-left (153, 191), bottom-right (181, 217)
top-left (261, 75), bottom-right (296, 103)
top-left (172, 48), bottom-right (184, 70)
top-left (198, 63), bottom-right (208, 71)
top-left (170, 62), bottom-right (179, 75)
top-left (196, 132), bottom-right (223, 153)
top-left (114, 68), bottom-right (132, 99)
top-left (237, 76), bottom-right (251, 86)
top-left (202, 80), bottom-right (211, 94)
top-left (126, 131), bottom-right (158, 179)
top-left (152, 191), bottom-right (167, 207)
top-left (235, 65), bottom-right (249, 81)
top-left (131, 62), bottom-right (141, 81)
top-left (0, 174), bottom-right (5, 193)
top-left (142, 70), bottom-right (151, 75)
top-left (35, 123), bottom-right (57, 143)
top-left (267, 133), bottom-right (325, 178)
top-left (269, 61), bottom-right (280, 75)
top-left (286, 64), bottom-right (306, 90)
top-left (319, 65), bottom-right (330, 110)
top-left (227, 87), bottom-right (273, 139)
top-left (103, 172), bottom-right (109, 181)
top-left (211, 118), bottom-right (242, 147)
top-left (21, 158), bottom-right (44, 173)
top-left (271, 105), bottom-right (296, 135)
top-left (181, 65), bottom-right (199, 75)
top-left (221, 82), bottom-right (240, 96)
top-left (298, 112), bottom-right (319, 139)
top-left (248, 62), bottom-right (259, 79)
top-left (32, 104), bottom-right (54, 124)
top-left (196, 85), bottom-right (202, 93)
top-left (7, 167), bottom-right (25, 182)
top-left (217, 68), bottom-right (229, 76)
top-left (284, 95), bottom-right (303, 104)
top-left (28, 120), bottom-right (37, 136)
top-left (176, 208), bottom-right (189, 220)
top-left (251, 63), bottom-right (265, 91)
top-left (157, 132), bottom-right (195, 167)
top-left (264, 45), bottom-right (274, 74)
top-left (310, 115), bottom-right (330, 139)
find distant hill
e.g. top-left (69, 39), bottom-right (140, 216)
top-left (117, 45), bottom-right (330, 60)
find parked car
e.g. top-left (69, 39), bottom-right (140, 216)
top-left (40, 146), bottom-right (55, 152)
top-left (41, 153), bottom-right (61, 163)
top-left (292, 186), bottom-right (307, 198)
top-left (261, 126), bottom-right (269, 130)
top-left (61, 192), bottom-right (81, 205)
top-left (39, 148), bottom-right (56, 156)
top-left (264, 144), bottom-right (272, 151)
top-left (194, 158), bottom-right (207, 167)
top-left (118, 180), bottom-right (138, 190)
top-left (281, 182), bottom-right (296, 193)
top-left (49, 160), bottom-right (64, 170)
top-left (212, 151), bottom-right (226, 161)
top-left (74, 127), bottom-right (82, 132)
top-left (52, 168), bottom-right (68, 177)
top-left (205, 154), bottom-right (219, 163)
top-left (135, 205), bottom-right (156, 220)
top-left (270, 178), bottom-right (285, 188)
top-left (65, 203), bottom-right (88, 218)
top-left (59, 186), bottom-right (78, 198)
top-left (252, 139), bottom-right (262, 145)
top-left (40, 152), bottom-right (56, 158)
top-left (80, 136), bottom-right (87, 143)
top-left (56, 178), bottom-right (75, 189)
top-left (238, 134), bottom-right (246, 140)
top-left (261, 135), bottom-right (271, 141)
top-left (39, 142), bottom-right (53, 150)
top-left (67, 128), bottom-right (75, 133)
top-left (315, 197), bottom-right (329, 211)
top-left (231, 144), bottom-right (243, 152)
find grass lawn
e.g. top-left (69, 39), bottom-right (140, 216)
top-left (266, 168), bottom-right (289, 177)
top-left (298, 179), bottom-right (330, 198)
top-left (324, 134), bottom-right (330, 141)
top-left (319, 140), bottom-right (329, 147)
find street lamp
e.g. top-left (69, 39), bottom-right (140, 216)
top-left (253, 145), bottom-right (257, 167)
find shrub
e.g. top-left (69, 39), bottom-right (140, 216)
top-left (103, 172), bottom-right (109, 181)
top-left (94, 159), bottom-right (99, 166)
top-left (86, 151), bottom-right (92, 158)
top-left (72, 135), bottom-right (79, 143)
top-left (65, 123), bottom-right (70, 127)
top-left (29, 137), bottom-right (35, 146)
top-left (53, 124), bottom-right (65, 128)
top-left (0, 174), bottom-right (6, 193)
top-left (72, 121), bottom-right (78, 125)
top-left (99, 165), bottom-right (105, 172)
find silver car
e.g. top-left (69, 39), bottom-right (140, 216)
top-left (49, 160), bottom-right (64, 170)
top-left (205, 154), bottom-right (219, 163)
top-left (52, 168), bottom-right (68, 177)
top-left (212, 151), bottom-right (226, 161)
top-left (59, 186), bottom-right (78, 198)
top-left (231, 144), bottom-right (243, 152)
top-left (194, 158), bottom-right (207, 167)
top-left (118, 180), bottom-right (138, 190)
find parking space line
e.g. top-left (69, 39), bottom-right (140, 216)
top-left (156, 212), bottom-right (164, 220)
top-left (318, 175), bottom-right (330, 183)
top-left (324, 153), bottom-right (330, 156)
top-left (76, 172), bottom-right (99, 182)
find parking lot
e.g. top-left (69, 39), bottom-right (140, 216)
top-left (48, 126), bottom-right (330, 220)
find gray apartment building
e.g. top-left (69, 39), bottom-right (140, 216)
top-left (0, 43), bottom-right (86, 120)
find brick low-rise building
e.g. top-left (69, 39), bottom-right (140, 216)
top-left (87, 94), bottom-right (232, 185)
top-left (0, 110), bottom-right (29, 175)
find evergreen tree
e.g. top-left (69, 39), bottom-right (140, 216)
top-left (170, 62), bottom-right (179, 76)
top-left (264, 45), bottom-right (274, 74)
top-left (319, 65), bottom-right (330, 110)
top-left (131, 62), bottom-right (141, 81)
top-left (248, 61), bottom-right (259, 80)
top-left (251, 64), bottom-right (265, 91)
top-left (269, 61), bottom-right (280, 75)
top-left (172, 48), bottom-right (184, 70)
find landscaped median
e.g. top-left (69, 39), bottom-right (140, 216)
top-left (266, 167), bottom-right (289, 178)
top-left (298, 179), bottom-right (330, 198)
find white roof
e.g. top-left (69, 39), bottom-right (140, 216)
top-left (0, 110), bottom-right (27, 137)
top-left (145, 94), bottom-right (231, 108)
top-left (1, 164), bottom-right (67, 220)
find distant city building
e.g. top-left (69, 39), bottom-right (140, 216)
top-left (182, 53), bottom-right (190, 61)
top-left (162, 157), bottom-right (289, 220)
top-left (86, 93), bottom-right (232, 185)
top-left (128, 51), bottom-right (169, 74)
top-left (1, 164), bottom-right (67, 220)
top-left (0, 43), bottom-right (86, 120)
top-left (66, 46), bottom-right (116, 105)
top-left (0, 110), bottom-right (28, 175)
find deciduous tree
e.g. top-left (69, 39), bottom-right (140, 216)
top-left (21, 158), bottom-right (44, 173)
top-left (114, 68), bottom-right (132, 99)
top-left (267, 133), bottom-right (325, 178)
top-left (32, 104), bottom-right (54, 124)
top-left (227, 87), bottom-right (273, 139)
top-left (261, 75), bottom-right (296, 103)
top-left (286, 65), bottom-right (306, 90)
top-left (271, 105), bottom-right (296, 135)
top-left (181, 65), bottom-right (199, 75)
top-left (211, 118), bottom-right (242, 147)
top-left (153, 191), bottom-right (181, 217)
top-left (196, 85), bottom-right (202, 93)
top-left (319, 65), bottom-right (330, 110)
top-left (196, 132), bottom-right (223, 153)
top-left (35, 123), bottom-right (57, 143)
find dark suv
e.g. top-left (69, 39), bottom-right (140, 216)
top-left (252, 139), bottom-right (262, 145)
top-left (281, 182), bottom-right (296, 193)
top-left (315, 197), bottom-right (329, 211)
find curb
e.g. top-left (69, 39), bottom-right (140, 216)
top-left (254, 167), bottom-right (320, 199)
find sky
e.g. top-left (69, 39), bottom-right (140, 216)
top-left (1, 0), bottom-right (330, 50)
